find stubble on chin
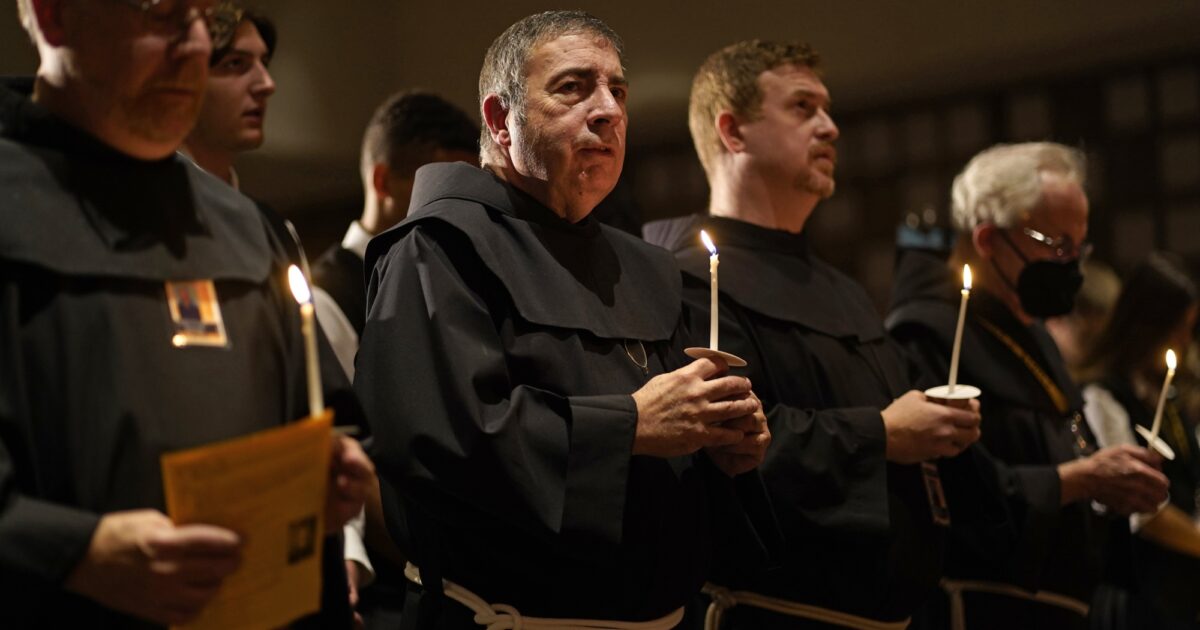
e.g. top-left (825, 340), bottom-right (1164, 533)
top-left (799, 171), bottom-right (836, 199)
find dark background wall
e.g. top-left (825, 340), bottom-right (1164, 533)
top-left (4, 1), bottom-right (1199, 308)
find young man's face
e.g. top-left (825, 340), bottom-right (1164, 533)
top-left (188, 20), bottom-right (275, 153)
top-left (738, 63), bottom-right (839, 199)
top-left (507, 33), bottom-right (628, 220)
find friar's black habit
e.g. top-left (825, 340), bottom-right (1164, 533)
top-left (646, 216), bottom-right (1009, 628)
top-left (888, 247), bottom-right (1122, 630)
top-left (356, 164), bottom-right (773, 627)
top-left (0, 80), bottom-right (356, 628)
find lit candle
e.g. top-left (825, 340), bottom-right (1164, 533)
top-left (288, 265), bottom-right (324, 416)
top-left (947, 264), bottom-right (972, 393)
top-left (1149, 349), bottom-right (1177, 443)
top-left (700, 230), bottom-right (719, 350)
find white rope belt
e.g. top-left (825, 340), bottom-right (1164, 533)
top-left (941, 578), bottom-right (1089, 630)
top-left (702, 583), bottom-right (911, 630)
top-left (404, 562), bottom-right (684, 630)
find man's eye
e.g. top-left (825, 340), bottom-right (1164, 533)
top-left (221, 58), bottom-right (249, 72)
top-left (611, 87), bottom-right (627, 101)
top-left (558, 81), bottom-right (580, 93)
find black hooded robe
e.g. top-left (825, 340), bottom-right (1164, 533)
top-left (0, 81), bottom-right (356, 628)
top-left (355, 164), bottom-right (772, 629)
top-left (888, 248), bottom-right (1125, 630)
top-left (645, 216), bottom-right (1009, 629)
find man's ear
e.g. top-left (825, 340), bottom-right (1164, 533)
top-left (973, 223), bottom-right (998, 259)
top-left (31, 0), bottom-right (68, 47)
top-left (482, 94), bottom-right (512, 151)
top-left (371, 163), bottom-right (390, 200)
top-left (715, 111), bottom-right (745, 154)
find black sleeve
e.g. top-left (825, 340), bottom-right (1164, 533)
top-left (892, 321), bottom-right (1063, 589)
top-left (0, 283), bottom-right (99, 588)
top-left (355, 225), bottom-right (637, 549)
top-left (681, 280), bottom-right (891, 537)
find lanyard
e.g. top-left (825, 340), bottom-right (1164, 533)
top-left (975, 317), bottom-right (1092, 455)
top-left (975, 317), bottom-right (1070, 415)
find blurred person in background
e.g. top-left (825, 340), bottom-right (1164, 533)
top-left (1078, 252), bottom-right (1200, 629)
top-left (310, 90), bottom-right (478, 630)
top-left (1046, 259), bottom-right (1122, 379)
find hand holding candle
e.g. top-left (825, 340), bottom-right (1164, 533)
top-left (288, 265), bottom-right (324, 416)
top-left (1136, 349), bottom-right (1177, 460)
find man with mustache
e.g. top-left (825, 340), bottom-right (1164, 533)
top-left (354, 11), bottom-right (773, 629)
top-left (645, 40), bottom-right (988, 628)
top-left (888, 143), bottom-right (1169, 629)
top-left (182, 3), bottom-right (276, 188)
top-left (0, 0), bottom-right (371, 626)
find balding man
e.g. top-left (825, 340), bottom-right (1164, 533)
top-left (0, 1), bottom-right (371, 626)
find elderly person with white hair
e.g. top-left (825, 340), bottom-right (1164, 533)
top-left (888, 142), bottom-right (1168, 630)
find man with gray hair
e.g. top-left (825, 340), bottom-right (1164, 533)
top-left (354, 10), bottom-right (773, 629)
top-left (889, 142), bottom-right (1168, 629)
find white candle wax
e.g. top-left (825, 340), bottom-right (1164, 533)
top-left (288, 265), bottom-right (324, 416)
top-left (947, 264), bottom-right (972, 392)
top-left (1149, 350), bottom-right (1177, 441)
top-left (301, 302), bottom-right (324, 415)
top-left (700, 230), bottom-right (719, 351)
top-left (709, 253), bottom-right (719, 350)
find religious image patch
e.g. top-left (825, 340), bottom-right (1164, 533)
top-left (287, 514), bottom-right (317, 564)
top-left (165, 280), bottom-right (229, 348)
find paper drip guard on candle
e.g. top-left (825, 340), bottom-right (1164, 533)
top-left (1134, 425), bottom-right (1176, 461)
top-left (684, 346), bottom-right (748, 368)
top-left (924, 384), bottom-right (982, 402)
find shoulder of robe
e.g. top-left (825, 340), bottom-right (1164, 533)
top-left (366, 168), bottom-right (681, 342)
top-left (674, 241), bottom-right (886, 342)
top-left (0, 138), bottom-right (272, 283)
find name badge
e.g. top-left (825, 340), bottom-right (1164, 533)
top-left (165, 280), bottom-right (229, 348)
top-left (921, 461), bottom-right (952, 527)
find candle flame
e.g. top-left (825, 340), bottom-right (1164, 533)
top-left (288, 264), bottom-right (312, 304)
top-left (700, 230), bottom-right (717, 256)
top-left (963, 264), bottom-right (972, 290)
top-left (1167, 349), bottom-right (1177, 371)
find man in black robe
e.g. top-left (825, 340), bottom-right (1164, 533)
top-left (0, 2), bottom-right (372, 626)
top-left (644, 40), bottom-right (991, 629)
top-left (312, 90), bottom-right (479, 630)
top-left (354, 11), bottom-right (773, 629)
top-left (887, 142), bottom-right (1169, 629)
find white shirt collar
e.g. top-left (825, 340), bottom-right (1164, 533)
top-left (342, 221), bottom-right (373, 260)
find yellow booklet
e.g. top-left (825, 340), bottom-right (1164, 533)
top-left (161, 410), bottom-right (334, 630)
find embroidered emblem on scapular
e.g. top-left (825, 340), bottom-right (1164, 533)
top-left (165, 280), bottom-right (229, 348)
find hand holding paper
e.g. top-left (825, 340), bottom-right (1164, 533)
top-left (65, 509), bottom-right (242, 626)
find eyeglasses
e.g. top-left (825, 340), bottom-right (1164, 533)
top-left (1021, 227), bottom-right (1093, 262)
top-left (111, 0), bottom-right (220, 44)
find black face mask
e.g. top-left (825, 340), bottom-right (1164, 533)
top-left (996, 231), bottom-right (1084, 318)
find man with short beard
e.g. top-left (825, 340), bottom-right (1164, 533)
top-left (355, 11), bottom-right (774, 629)
top-left (0, 0), bottom-right (372, 626)
top-left (645, 40), bottom-right (990, 628)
